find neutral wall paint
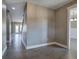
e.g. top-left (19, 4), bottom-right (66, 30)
top-left (55, 0), bottom-right (77, 45)
top-left (48, 10), bottom-right (55, 42)
top-left (11, 22), bottom-right (15, 34)
top-left (2, 0), bottom-right (7, 53)
top-left (22, 0), bottom-right (76, 47)
top-left (23, 3), bottom-right (55, 46)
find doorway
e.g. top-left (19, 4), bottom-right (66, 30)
top-left (14, 23), bottom-right (22, 34)
top-left (15, 25), bottom-right (19, 33)
top-left (67, 4), bottom-right (77, 59)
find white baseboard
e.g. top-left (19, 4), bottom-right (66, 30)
top-left (2, 46), bottom-right (7, 56)
top-left (26, 42), bottom-right (56, 49)
top-left (22, 41), bottom-right (68, 50)
top-left (54, 42), bottom-right (68, 48)
top-left (21, 39), bottom-right (27, 49)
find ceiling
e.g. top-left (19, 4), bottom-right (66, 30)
top-left (6, 0), bottom-right (72, 22)
top-left (6, 2), bottom-right (25, 22)
top-left (27, 0), bottom-right (71, 9)
top-left (6, 0), bottom-right (72, 9)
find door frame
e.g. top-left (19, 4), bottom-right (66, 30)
top-left (67, 4), bottom-right (77, 50)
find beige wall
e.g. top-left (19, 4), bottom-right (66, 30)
top-left (55, 7), bottom-right (67, 45)
top-left (55, 0), bottom-right (77, 45)
top-left (48, 10), bottom-right (55, 42)
top-left (25, 3), bottom-right (55, 46)
top-left (23, 0), bottom-right (77, 47)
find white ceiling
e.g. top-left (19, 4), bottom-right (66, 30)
top-left (6, 0), bottom-right (71, 9)
top-left (6, 2), bottom-right (25, 22)
top-left (27, 0), bottom-right (71, 9)
top-left (6, 0), bottom-right (72, 22)
top-left (6, 0), bottom-right (26, 3)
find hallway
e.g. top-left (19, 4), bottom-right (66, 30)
top-left (3, 34), bottom-right (28, 59)
top-left (3, 34), bottom-right (68, 59)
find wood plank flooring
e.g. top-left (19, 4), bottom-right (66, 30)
top-left (3, 34), bottom-right (68, 59)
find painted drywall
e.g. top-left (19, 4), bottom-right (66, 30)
top-left (22, 0), bottom-right (76, 47)
top-left (55, 0), bottom-right (77, 45)
top-left (48, 10), bottom-right (55, 42)
top-left (23, 3), bottom-right (55, 47)
top-left (55, 7), bottom-right (67, 45)
top-left (2, 0), bottom-right (7, 53)
top-left (11, 22), bottom-right (15, 34)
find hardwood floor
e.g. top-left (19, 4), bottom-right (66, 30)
top-left (27, 46), bottom-right (68, 59)
top-left (3, 34), bottom-right (28, 59)
top-left (3, 34), bottom-right (68, 59)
